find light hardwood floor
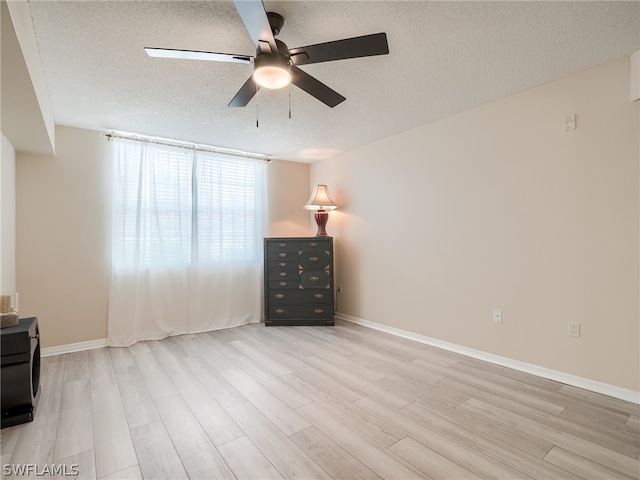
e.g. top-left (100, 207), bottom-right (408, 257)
top-left (2, 320), bottom-right (639, 480)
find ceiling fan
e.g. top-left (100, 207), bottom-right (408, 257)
top-left (144, 0), bottom-right (389, 108)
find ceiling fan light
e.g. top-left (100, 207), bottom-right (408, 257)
top-left (253, 54), bottom-right (290, 89)
top-left (254, 66), bottom-right (290, 89)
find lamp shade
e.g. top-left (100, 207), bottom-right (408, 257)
top-left (304, 185), bottom-right (337, 211)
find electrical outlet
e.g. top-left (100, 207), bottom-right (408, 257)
top-left (493, 309), bottom-right (502, 323)
top-left (337, 284), bottom-right (343, 293)
top-left (568, 321), bottom-right (580, 337)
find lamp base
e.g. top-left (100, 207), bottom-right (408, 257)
top-left (314, 210), bottom-right (329, 236)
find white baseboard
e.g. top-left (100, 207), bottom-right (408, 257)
top-left (337, 313), bottom-right (640, 405)
top-left (41, 338), bottom-right (107, 357)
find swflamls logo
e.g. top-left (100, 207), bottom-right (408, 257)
top-left (3, 464), bottom-right (79, 476)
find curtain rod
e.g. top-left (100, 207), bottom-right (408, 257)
top-left (101, 131), bottom-right (271, 162)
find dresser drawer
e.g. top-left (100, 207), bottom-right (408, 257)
top-left (299, 250), bottom-right (331, 270)
top-left (300, 270), bottom-right (331, 289)
top-left (266, 240), bottom-right (298, 252)
top-left (269, 305), bottom-right (333, 319)
top-left (268, 290), bottom-right (333, 305)
top-left (268, 279), bottom-right (300, 290)
top-left (266, 261), bottom-right (300, 279)
top-left (299, 239), bottom-right (331, 251)
top-left (266, 249), bottom-right (299, 261)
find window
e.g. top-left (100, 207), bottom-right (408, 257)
top-left (111, 138), bottom-right (266, 271)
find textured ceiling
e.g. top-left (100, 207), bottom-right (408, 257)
top-left (27, 1), bottom-right (640, 162)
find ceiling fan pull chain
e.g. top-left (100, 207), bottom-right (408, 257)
top-left (256, 103), bottom-right (259, 128)
top-left (288, 83), bottom-right (292, 119)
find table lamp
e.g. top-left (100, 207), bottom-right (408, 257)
top-left (304, 185), bottom-right (337, 236)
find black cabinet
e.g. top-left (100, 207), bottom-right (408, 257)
top-left (264, 237), bottom-right (334, 326)
top-left (1, 317), bottom-right (41, 428)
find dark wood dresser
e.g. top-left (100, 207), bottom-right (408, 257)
top-left (264, 237), bottom-right (334, 326)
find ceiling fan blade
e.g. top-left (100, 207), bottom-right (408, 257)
top-left (228, 75), bottom-right (259, 107)
top-left (145, 47), bottom-right (253, 64)
top-left (290, 66), bottom-right (345, 108)
top-left (233, 0), bottom-right (278, 53)
top-left (288, 32), bottom-right (389, 66)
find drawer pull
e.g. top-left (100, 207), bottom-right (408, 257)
top-left (278, 253), bottom-right (287, 258)
top-left (310, 276), bottom-right (319, 282)
top-left (310, 256), bottom-right (319, 262)
top-left (275, 308), bottom-right (285, 314)
top-left (278, 243), bottom-right (287, 247)
top-left (278, 262), bottom-right (286, 267)
top-left (310, 242), bottom-right (318, 247)
top-left (279, 281), bottom-right (287, 287)
top-left (275, 294), bottom-right (285, 299)
top-left (314, 293), bottom-right (324, 299)
top-left (314, 309), bottom-right (324, 314)
top-left (279, 272), bottom-right (287, 277)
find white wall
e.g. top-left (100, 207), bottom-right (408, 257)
top-left (267, 160), bottom-right (314, 237)
top-left (1, 132), bottom-right (16, 293)
top-left (312, 57), bottom-right (639, 392)
top-left (16, 125), bottom-right (310, 347)
top-left (16, 127), bottom-right (111, 347)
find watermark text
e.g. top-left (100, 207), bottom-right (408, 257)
top-left (3, 464), bottom-right (79, 476)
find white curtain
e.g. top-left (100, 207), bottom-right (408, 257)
top-left (108, 138), bottom-right (267, 347)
